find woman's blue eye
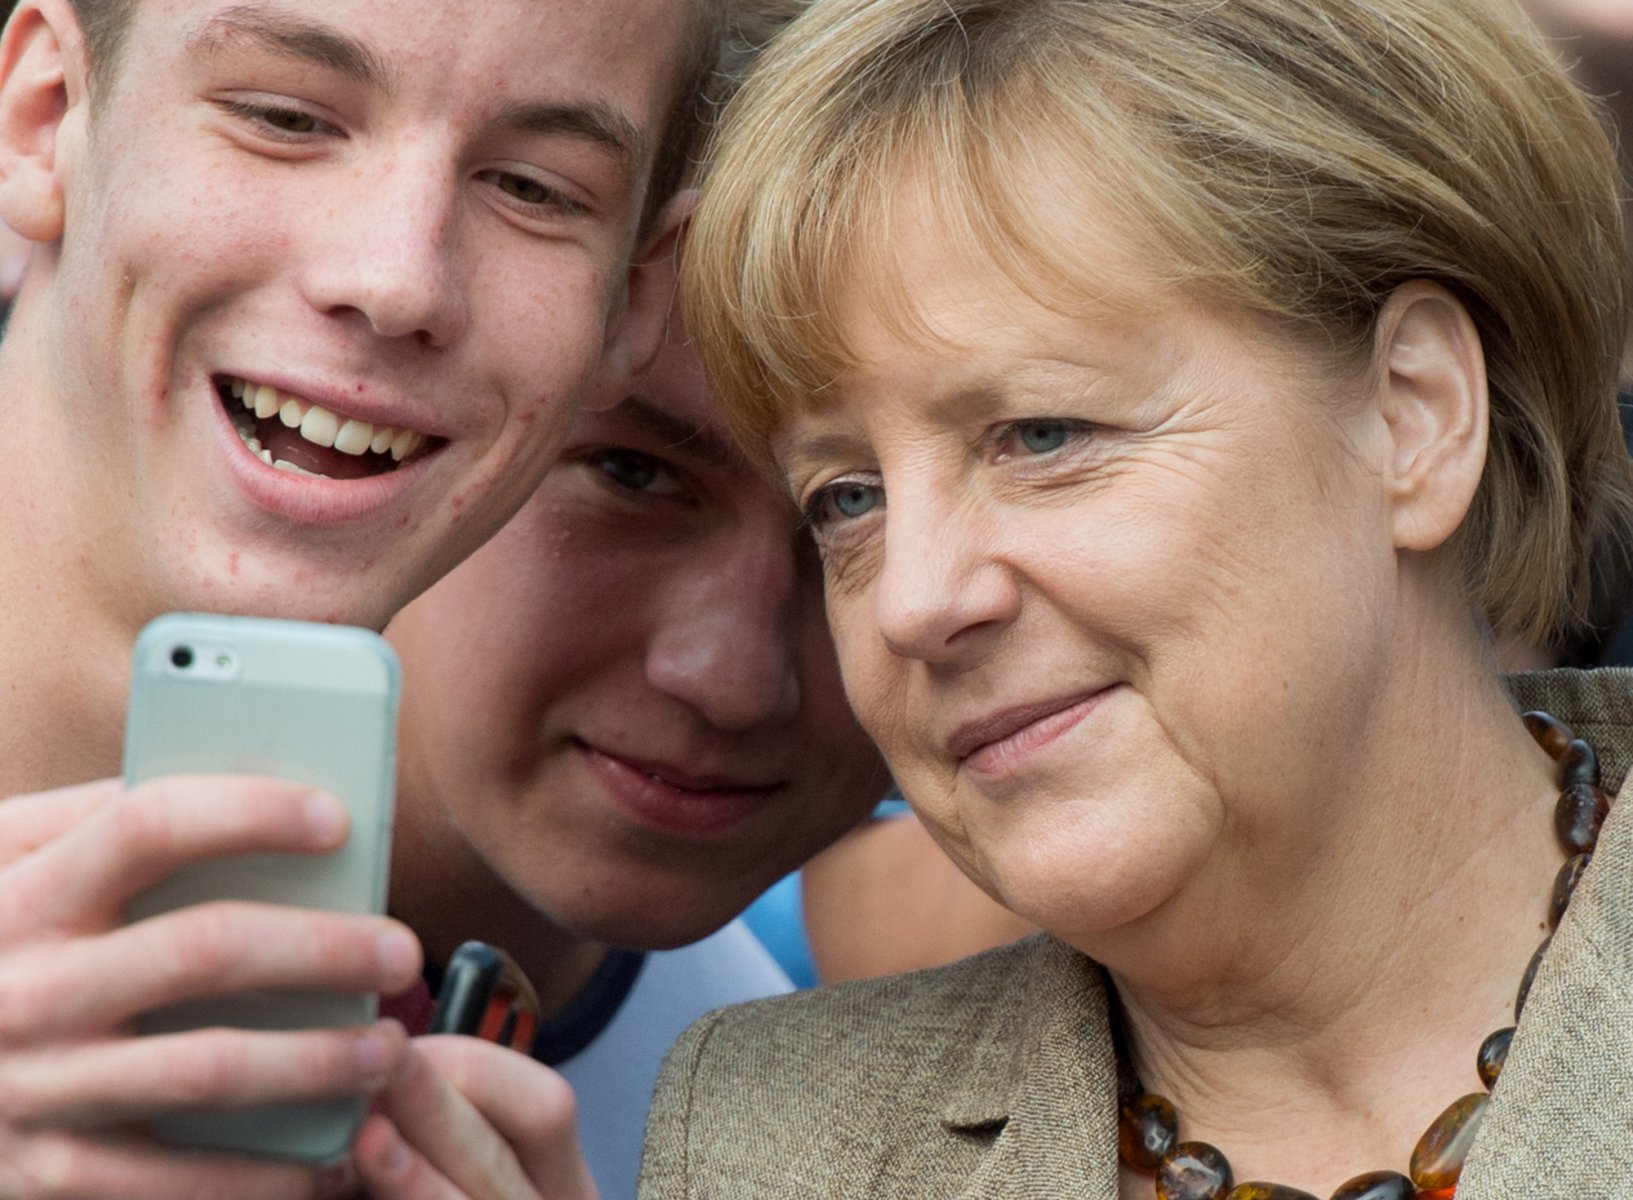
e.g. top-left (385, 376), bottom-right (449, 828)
top-left (1016, 420), bottom-right (1070, 454)
top-left (830, 483), bottom-right (880, 519)
top-left (805, 479), bottom-right (883, 529)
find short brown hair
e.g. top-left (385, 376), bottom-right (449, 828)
top-left (685, 0), bottom-right (1633, 644)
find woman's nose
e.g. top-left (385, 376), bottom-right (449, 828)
top-left (873, 488), bottom-right (1020, 664)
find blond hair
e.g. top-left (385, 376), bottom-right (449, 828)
top-left (684, 0), bottom-right (1633, 643)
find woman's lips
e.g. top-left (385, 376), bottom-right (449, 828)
top-left (953, 689), bottom-right (1112, 777)
top-left (577, 742), bottom-right (781, 839)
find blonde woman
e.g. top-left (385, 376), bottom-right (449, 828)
top-left (644, 0), bottom-right (1633, 1196)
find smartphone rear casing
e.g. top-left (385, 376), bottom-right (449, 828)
top-left (123, 613), bottom-right (400, 1164)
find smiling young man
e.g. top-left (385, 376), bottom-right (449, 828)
top-left (0, 0), bottom-right (721, 1194)
top-left (376, 271), bottom-right (888, 1197)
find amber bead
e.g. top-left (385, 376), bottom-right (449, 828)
top-left (1549, 853), bottom-right (1590, 929)
top-left (1522, 710), bottom-right (1574, 759)
top-left (1119, 1093), bottom-right (1178, 1172)
top-left (1409, 1092), bottom-right (1487, 1191)
top-left (1223, 1184), bottom-right (1319, 1200)
top-left (1476, 1025), bottom-right (1515, 1089)
top-left (1515, 935), bottom-right (1550, 1020)
top-left (1156, 1141), bottom-right (1234, 1200)
top-left (1328, 1171), bottom-right (1414, 1200)
top-left (1557, 737), bottom-right (1600, 788)
top-left (1554, 783), bottom-right (1610, 855)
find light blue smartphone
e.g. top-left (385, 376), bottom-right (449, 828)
top-left (122, 613), bottom-right (400, 1164)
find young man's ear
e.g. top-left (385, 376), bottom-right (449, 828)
top-left (0, 0), bottom-right (90, 245)
top-left (597, 187), bottom-right (697, 401)
top-left (1373, 280), bottom-right (1489, 554)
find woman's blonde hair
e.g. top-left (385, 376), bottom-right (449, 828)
top-left (684, 0), bottom-right (1633, 643)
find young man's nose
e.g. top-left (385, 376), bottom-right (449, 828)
top-left (645, 543), bottom-right (803, 732)
top-left (300, 154), bottom-right (469, 346)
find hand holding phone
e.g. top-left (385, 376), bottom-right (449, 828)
top-left (0, 775), bottom-right (415, 1195)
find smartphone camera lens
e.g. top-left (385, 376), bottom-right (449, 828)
top-left (170, 645), bottom-right (195, 670)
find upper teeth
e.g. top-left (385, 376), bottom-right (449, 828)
top-left (227, 378), bottom-right (428, 462)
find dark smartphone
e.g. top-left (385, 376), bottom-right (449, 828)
top-left (429, 941), bottom-right (541, 1051)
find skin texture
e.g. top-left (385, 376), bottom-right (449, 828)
top-left (0, 0), bottom-right (696, 1194)
top-left (776, 184), bottom-right (1568, 1194)
top-left (384, 296), bottom-right (888, 1010)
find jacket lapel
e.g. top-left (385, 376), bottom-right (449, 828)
top-left (946, 937), bottom-right (1123, 1198)
top-left (1459, 670), bottom-right (1633, 1196)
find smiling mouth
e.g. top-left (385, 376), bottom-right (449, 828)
top-left (216, 376), bottom-right (439, 480)
top-left (954, 689), bottom-right (1114, 776)
top-left (576, 741), bottom-right (782, 839)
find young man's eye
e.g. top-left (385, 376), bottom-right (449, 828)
top-left (220, 100), bottom-right (332, 141)
top-left (482, 170), bottom-right (589, 217)
top-left (592, 449), bottom-right (683, 496)
top-left (261, 108), bottom-right (320, 134)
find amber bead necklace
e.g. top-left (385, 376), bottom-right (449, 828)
top-left (1113, 710), bottom-right (1609, 1200)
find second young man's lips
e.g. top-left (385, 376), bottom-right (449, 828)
top-left (575, 741), bottom-right (784, 839)
top-left (948, 687), bottom-right (1116, 776)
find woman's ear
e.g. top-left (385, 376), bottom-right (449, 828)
top-left (1372, 281), bottom-right (1489, 553)
top-left (0, 0), bottom-right (89, 244)
top-left (595, 187), bottom-right (696, 406)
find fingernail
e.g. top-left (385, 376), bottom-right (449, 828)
top-left (303, 792), bottom-right (347, 843)
top-left (376, 926), bottom-right (420, 979)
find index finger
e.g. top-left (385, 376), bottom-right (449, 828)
top-left (400, 1038), bottom-right (593, 1197)
top-left (0, 775), bottom-right (348, 936)
top-left (0, 779), bottom-right (121, 868)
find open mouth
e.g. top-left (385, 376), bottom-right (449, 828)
top-left (216, 376), bottom-right (439, 481)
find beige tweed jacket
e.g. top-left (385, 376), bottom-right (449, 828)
top-left (640, 669), bottom-right (1633, 1197)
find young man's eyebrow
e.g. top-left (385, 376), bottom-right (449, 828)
top-left (188, 4), bottom-right (392, 90)
top-left (494, 102), bottom-right (643, 169)
top-left (617, 395), bottom-right (741, 467)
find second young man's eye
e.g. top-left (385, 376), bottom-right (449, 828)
top-left (593, 449), bottom-right (682, 496)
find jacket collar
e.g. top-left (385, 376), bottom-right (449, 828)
top-left (939, 935), bottom-right (1123, 1197)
